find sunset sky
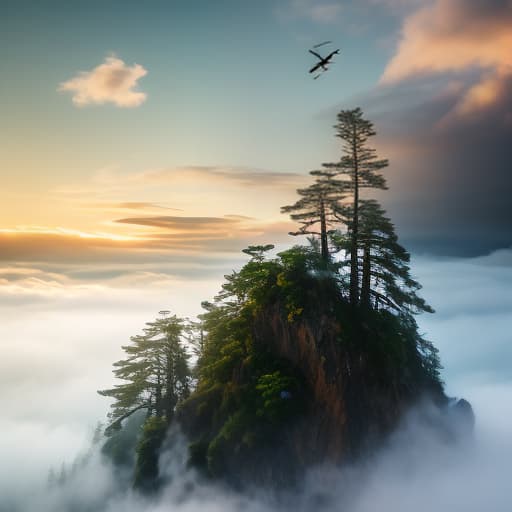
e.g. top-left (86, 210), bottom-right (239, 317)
top-left (2, 0), bottom-right (511, 290)
top-left (1, 0), bottom-right (512, 497)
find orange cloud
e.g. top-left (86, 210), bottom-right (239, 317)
top-left (58, 55), bottom-right (147, 108)
top-left (116, 215), bottom-right (244, 232)
top-left (381, 0), bottom-right (512, 118)
top-left (0, 216), bottom-right (294, 266)
top-left (452, 70), bottom-right (510, 117)
top-left (1, 164), bottom-right (307, 284)
top-left (382, 1), bottom-right (512, 81)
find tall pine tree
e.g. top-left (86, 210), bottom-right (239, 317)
top-left (281, 169), bottom-right (347, 263)
top-left (98, 314), bottom-right (191, 433)
top-left (324, 108), bottom-right (388, 305)
top-left (338, 199), bottom-right (434, 315)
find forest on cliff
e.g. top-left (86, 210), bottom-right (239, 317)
top-left (98, 108), bottom-right (444, 491)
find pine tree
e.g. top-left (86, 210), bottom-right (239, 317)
top-left (281, 169), bottom-right (347, 263)
top-left (98, 314), bottom-right (191, 433)
top-left (324, 108), bottom-right (388, 304)
top-left (345, 199), bottom-right (433, 315)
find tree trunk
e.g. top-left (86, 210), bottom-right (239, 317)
top-left (350, 124), bottom-right (360, 306)
top-left (360, 241), bottom-right (371, 308)
top-left (155, 371), bottom-right (163, 417)
top-left (164, 352), bottom-right (175, 422)
top-left (319, 196), bottom-right (329, 263)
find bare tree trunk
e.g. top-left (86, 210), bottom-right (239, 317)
top-left (155, 370), bottom-right (163, 417)
top-left (360, 240), bottom-right (371, 308)
top-left (350, 124), bottom-right (360, 306)
top-left (319, 196), bottom-right (329, 263)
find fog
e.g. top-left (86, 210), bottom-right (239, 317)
top-left (4, 390), bottom-right (511, 512)
top-left (1, 249), bottom-right (510, 511)
top-left (0, 277), bottom-right (220, 501)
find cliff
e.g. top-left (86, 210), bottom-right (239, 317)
top-left (250, 303), bottom-right (445, 468)
top-left (178, 293), bottom-right (452, 487)
top-left (172, 244), bottom-right (476, 488)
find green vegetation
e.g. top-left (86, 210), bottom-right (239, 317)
top-left (133, 416), bottom-right (168, 491)
top-left (98, 314), bottom-right (192, 488)
top-left (98, 314), bottom-right (191, 428)
top-left (181, 246), bottom-right (327, 477)
top-left (101, 410), bottom-right (145, 469)
top-left (98, 108), bottom-right (443, 490)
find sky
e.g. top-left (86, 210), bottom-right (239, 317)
top-left (2, 0), bottom-right (510, 273)
top-left (1, 0), bottom-right (511, 506)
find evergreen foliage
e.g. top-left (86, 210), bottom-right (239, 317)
top-left (180, 247), bottom-right (333, 476)
top-left (99, 106), bottom-right (444, 490)
top-left (281, 172), bottom-right (348, 262)
top-left (283, 108), bottom-right (432, 318)
top-left (326, 108), bottom-right (388, 304)
top-left (133, 416), bottom-right (168, 491)
top-left (331, 200), bottom-right (433, 315)
top-left (98, 313), bottom-right (192, 489)
top-left (98, 314), bottom-right (191, 431)
top-left (101, 410), bottom-right (146, 469)
top-left (181, 242), bottom-right (441, 478)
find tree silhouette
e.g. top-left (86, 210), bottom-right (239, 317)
top-left (98, 314), bottom-right (191, 433)
top-left (281, 169), bottom-right (347, 263)
top-left (333, 199), bottom-right (433, 314)
top-left (283, 107), bottom-right (433, 318)
top-left (324, 108), bottom-right (388, 305)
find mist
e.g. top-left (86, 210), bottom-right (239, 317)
top-left (1, 249), bottom-right (510, 511)
top-left (5, 389), bottom-right (511, 512)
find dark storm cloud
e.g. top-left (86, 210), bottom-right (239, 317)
top-left (365, 76), bottom-right (512, 256)
top-left (330, 0), bottom-right (512, 256)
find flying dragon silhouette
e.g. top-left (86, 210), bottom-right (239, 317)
top-left (308, 43), bottom-right (340, 79)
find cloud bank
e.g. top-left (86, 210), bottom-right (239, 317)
top-left (381, 0), bottom-right (512, 121)
top-left (1, 245), bottom-right (511, 510)
top-left (0, 165), bottom-right (306, 286)
top-left (335, 0), bottom-right (512, 256)
top-left (59, 55), bottom-right (148, 107)
top-left (4, 392), bottom-right (511, 512)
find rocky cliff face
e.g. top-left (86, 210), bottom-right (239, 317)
top-left (178, 298), bottom-right (469, 487)
top-left (251, 303), bottom-right (446, 469)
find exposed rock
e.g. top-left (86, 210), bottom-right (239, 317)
top-left (250, 303), bottom-right (446, 469)
top-left (179, 299), bottom-right (472, 487)
top-left (444, 398), bottom-right (475, 438)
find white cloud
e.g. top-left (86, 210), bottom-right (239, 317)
top-left (58, 55), bottom-right (147, 108)
top-left (414, 249), bottom-right (512, 388)
top-left (4, 389), bottom-right (512, 511)
top-left (0, 278), bottom-right (220, 498)
top-left (1, 248), bottom-right (511, 509)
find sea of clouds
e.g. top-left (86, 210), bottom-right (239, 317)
top-left (1, 249), bottom-right (510, 511)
